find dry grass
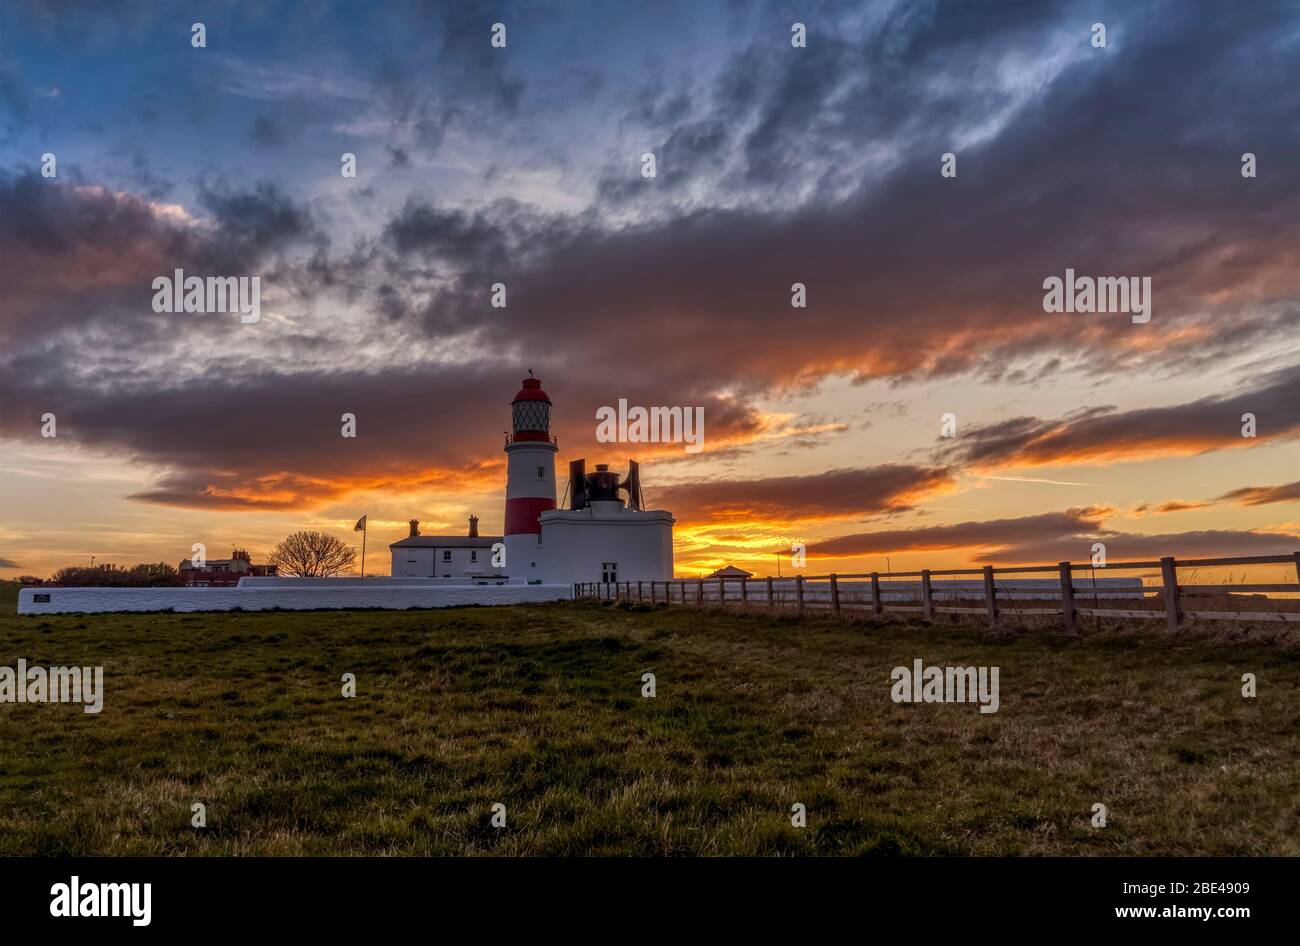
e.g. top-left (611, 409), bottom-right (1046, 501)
top-left (1, 586), bottom-right (1297, 856)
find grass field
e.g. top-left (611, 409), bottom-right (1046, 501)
top-left (1, 583), bottom-right (1297, 856)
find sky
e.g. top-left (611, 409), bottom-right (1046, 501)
top-left (0, 0), bottom-right (1297, 582)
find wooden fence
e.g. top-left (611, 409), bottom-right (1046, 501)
top-left (574, 553), bottom-right (1300, 632)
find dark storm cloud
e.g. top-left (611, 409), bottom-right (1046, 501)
top-left (652, 464), bottom-right (956, 522)
top-left (196, 178), bottom-right (319, 256)
top-left (0, 349), bottom-right (770, 510)
top-left (938, 365), bottom-right (1300, 470)
top-left (0, 169), bottom-right (325, 346)
top-left (383, 199), bottom-right (512, 263)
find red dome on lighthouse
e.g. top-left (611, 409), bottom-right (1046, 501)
top-left (512, 377), bottom-right (551, 402)
top-left (509, 376), bottom-right (553, 443)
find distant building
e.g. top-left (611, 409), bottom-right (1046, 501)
top-left (706, 565), bottom-right (753, 579)
top-left (179, 548), bottom-right (277, 587)
top-left (390, 516), bottom-right (504, 578)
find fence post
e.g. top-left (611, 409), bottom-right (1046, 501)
top-left (1059, 562), bottom-right (1077, 635)
top-left (697, 579), bottom-right (704, 605)
top-left (796, 576), bottom-right (805, 614)
top-left (766, 577), bottom-right (774, 608)
top-left (921, 569), bottom-right (934, 621)
top-left (1160, 557), bottom-right (1181, 629)
top-left (741, 577), bottom-right (748, 605)
top-left (1294, 551), bottom-right (1300, 588)
top-left (718, 578), bottom-right (725, 605)
top-left (982, 566), bottom-right (997, 628)
top-left (830, 574), bottom-right (841, 613)
top-left (870, 572), bottom-right (882, 616)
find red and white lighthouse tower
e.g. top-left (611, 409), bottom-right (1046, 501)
top-left (504, 374), bottom-right (558, 576)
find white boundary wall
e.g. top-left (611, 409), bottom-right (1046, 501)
top-left (17, 581), bottom-right (572, 615)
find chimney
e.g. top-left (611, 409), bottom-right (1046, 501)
top-left (468, 515), bottom-right (479, 538)
top-left (408, 519), bottom-right (420, 537)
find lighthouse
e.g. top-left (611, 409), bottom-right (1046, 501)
top-left (503, 374), bottom-right (558, 577)
top-left (392, 372), bottom-right (673, 583)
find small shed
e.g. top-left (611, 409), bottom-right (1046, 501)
top-left (706, 565), bottom-right (754, 579)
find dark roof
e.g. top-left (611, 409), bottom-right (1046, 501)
top-left (389, 535), bottom-right (502, 548)
top-left (707, 565), bottom-right (754, 578)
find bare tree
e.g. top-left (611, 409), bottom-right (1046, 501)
top-left (269, 531), bottom-right (358, 577)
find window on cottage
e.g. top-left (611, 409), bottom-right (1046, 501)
top-left (470, 551), bottom-right (477, 562)
top-left (443, 550), bottom-right (451, 562)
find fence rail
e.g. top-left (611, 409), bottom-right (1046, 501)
top-left (573, 553), bottom-right (1300, 632)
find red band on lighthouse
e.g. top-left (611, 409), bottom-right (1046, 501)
top-left (505, 496), bottom-right (553, 535)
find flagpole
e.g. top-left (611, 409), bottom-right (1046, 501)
top-left (361, 521), bottom-right (367, 578)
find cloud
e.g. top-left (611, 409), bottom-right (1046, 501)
top-left (813, 507), bottom-right (1112, 558)
top-left (811, 507), bottom-right (1300, 564)
top-left (992, 529), bottom-right (1300, 566)
top-left (0, 0), bottom-right (1297, 526)
top-left (1217, 481), bottom-right (1300, 507)
top-left (939, 366), bottom-right (1300, 470)
top-left (1155, 500), bottom-right (1209, 513)
top-left (651, 464), bottom-right (956, 524)
top-left (0, 558), bottom-right (21, 569)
